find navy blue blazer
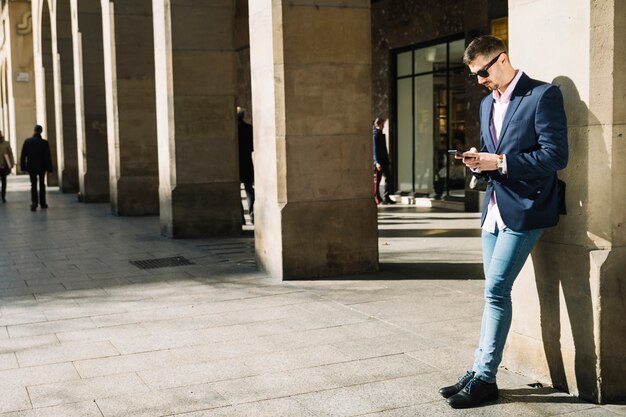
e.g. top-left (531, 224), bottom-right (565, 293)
top-left (476, 73), bottom-right (568, 231)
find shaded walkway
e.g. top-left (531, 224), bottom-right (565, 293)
top-left (0, 176), bottom-right (623, 416)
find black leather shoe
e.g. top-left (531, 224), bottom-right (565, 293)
top-left (439, 370), bottom-right (474, 398)
top-left (447, 377), bottom-right (498, 409)
top-left (382, 198), bottom-right (396, 205)
top-left (30, 206), bottom-right (36, 212)
top-left (41, 204), bottom-right (48, 209)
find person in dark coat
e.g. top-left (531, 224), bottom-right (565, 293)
top-left (20, 125), bottom-right (53, 211)
top-left (0, 131), bottom-right (15, 203)
top-left (373, 118), bottom-right (395, 204)
top-left (237, 107), bottom-right (255, 224)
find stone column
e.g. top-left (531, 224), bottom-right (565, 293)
top-left (248, 0), bottom-right (378, 279)
top-left (101, 0), bottom-right (158, 216)
top-left (152, 0), bottom-right (241, 237)
top-left (504, 0), bottom-right (625, 403)
top-left (8, 2), bottom-right (37, 170)
top-left (56, 0), bottom-right (79, 193)
top-left (40, 2), bottom-right (59, 186)
top-left (72, 0), bottom-right (109, 202)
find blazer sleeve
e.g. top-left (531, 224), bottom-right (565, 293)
top-left (472, 102), bottom-right (490, 179)
top-left (505, 85), bottom-right (569, 180)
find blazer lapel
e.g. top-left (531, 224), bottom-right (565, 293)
top-left (481, 96), bottom-right (496, 154)
top-left (495, 74), bottom-right (531, 153)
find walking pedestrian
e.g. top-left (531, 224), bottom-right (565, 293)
top-left (373, 118), bottom-right (395, 205)
top-left (237, 107), bottom-right (255, 225)
top-left (0, 131), bottom-right (15, 203)
top-left (20, 125), bottom-right (53, 212)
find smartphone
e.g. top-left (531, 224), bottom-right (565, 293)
top-left (447, 149), bottom-right (464, 158)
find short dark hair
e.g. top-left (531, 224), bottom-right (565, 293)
top-left (463, 35), bottom-right (507, 65)
top-left (34, 125), bottom-right (43, 134)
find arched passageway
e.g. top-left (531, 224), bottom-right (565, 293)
top-left (74, 0), bottom-right (109, 202)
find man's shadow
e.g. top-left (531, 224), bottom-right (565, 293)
top-left (528, 76), bottom-right (602, 403)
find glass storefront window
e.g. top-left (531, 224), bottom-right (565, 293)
top-left (394, 36), bottom-right (467, 199)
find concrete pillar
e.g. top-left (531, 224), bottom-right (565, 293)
top-left (72, 0), bottom-right (109, 202)
top-left (248, 0), bottom-right (378, 279)
top-left (505, 0), bottom-right (625, 403)
top-left (56, 0), bottom-right (79, 193)
top-left (5, 2), bottom-right (37, 172)
top-left (152, 0), bottom-right (241, 237)
top-left (40, 1), bottom-right (59, 186)
top-left (101, 0), bottom-right (158, 216)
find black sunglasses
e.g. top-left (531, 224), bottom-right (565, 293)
top-left (468, 52), bottom-right (505, 78)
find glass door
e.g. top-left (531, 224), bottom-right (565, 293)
top-left (394, 37), bottom-right (467, 199)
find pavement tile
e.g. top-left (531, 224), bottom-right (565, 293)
top-left (0, 363), bottom-right (79, 389)
top-left (0, 310), bottom-right (48, 327)
top-left (0, 386), bottom-right (31, 414)
top-left (110, 320), bottom-right (292, 355)
top-left (332, 333), bottom-right (433, 361)
top-left (0, 280), bottom-right (28, 290)
top-left (168, 335), bottom-right (278, 363)
top-left (74, 349), bottom-right (179, 378)
top-left (56, 322), bottom-right (152, 344)
top-left (0, 351), bottom-right (18, 370)
top-left (499, 386), bottom-right (605, 416)
top-left (0, 284), bottom-right (66, 298)
top-left (405, 344), bottom-right (476, 371)
top-left (292, 375), bottom-right (441, 416)
top-left (8, 317), bottom-right (97, 338)
top-left (170, 397), bottom-right (323, 417)
top-left (309, 354), bottom-right (437, 387)
top-left (0, 326), bottom-right (8, 339)
top-left (242, 344), bottom-right (352, 374)
top-left (0, 334), bottom-right (60, 354)
top-left (16, 340), bottom-right (120, 367)
top-left (95, 383), bottom-right (228, 417)
top-left (259, 322), bottom-right (378, 351)
top-left (605, 404), bottom-right (626, 416)
top-left (210, 369), bottom-right (329, 404)
top-left (0, 401), bottom-right (104, 417)
top-left (28, 372), bottom-right (150, 408)
top-left (354, 399), bottom-right (549, 417)
top-left (138, 357), bottom-right (256, 390)
top-left (61, 278), bottom-right (133, 291)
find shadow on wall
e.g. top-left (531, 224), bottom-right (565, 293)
top-left (532, 76), bottom-right (602, 403)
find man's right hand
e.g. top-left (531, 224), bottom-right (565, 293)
top-left (375, 163), bottom-right (382, 171)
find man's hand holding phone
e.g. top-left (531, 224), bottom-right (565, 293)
top-left (461, 147), bottom-right (500, 171)
top-left (448, 148), bottom-right (478, 163)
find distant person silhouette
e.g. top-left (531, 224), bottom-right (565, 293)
top-left (373, 118), bottom-right (395, 205)
top-left (20, 125), bottom-right (53, 212)
top-left (0, 131), bottom-right (15, 203)
top-left (237, 107), bottom-right (255, 224)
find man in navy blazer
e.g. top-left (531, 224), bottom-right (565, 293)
top-left (21, 125), bottom-right (53, 212)
top-left (439, 36), bottom-right (568, 408)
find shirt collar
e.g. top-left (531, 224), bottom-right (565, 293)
top-left (492, 70), bottom-right (524, 103)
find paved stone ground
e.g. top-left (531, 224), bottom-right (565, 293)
top-left (0, 176), bottom-right (624, 417)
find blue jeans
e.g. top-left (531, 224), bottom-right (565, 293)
top-left (473, 227), bottom-right (543, 383)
